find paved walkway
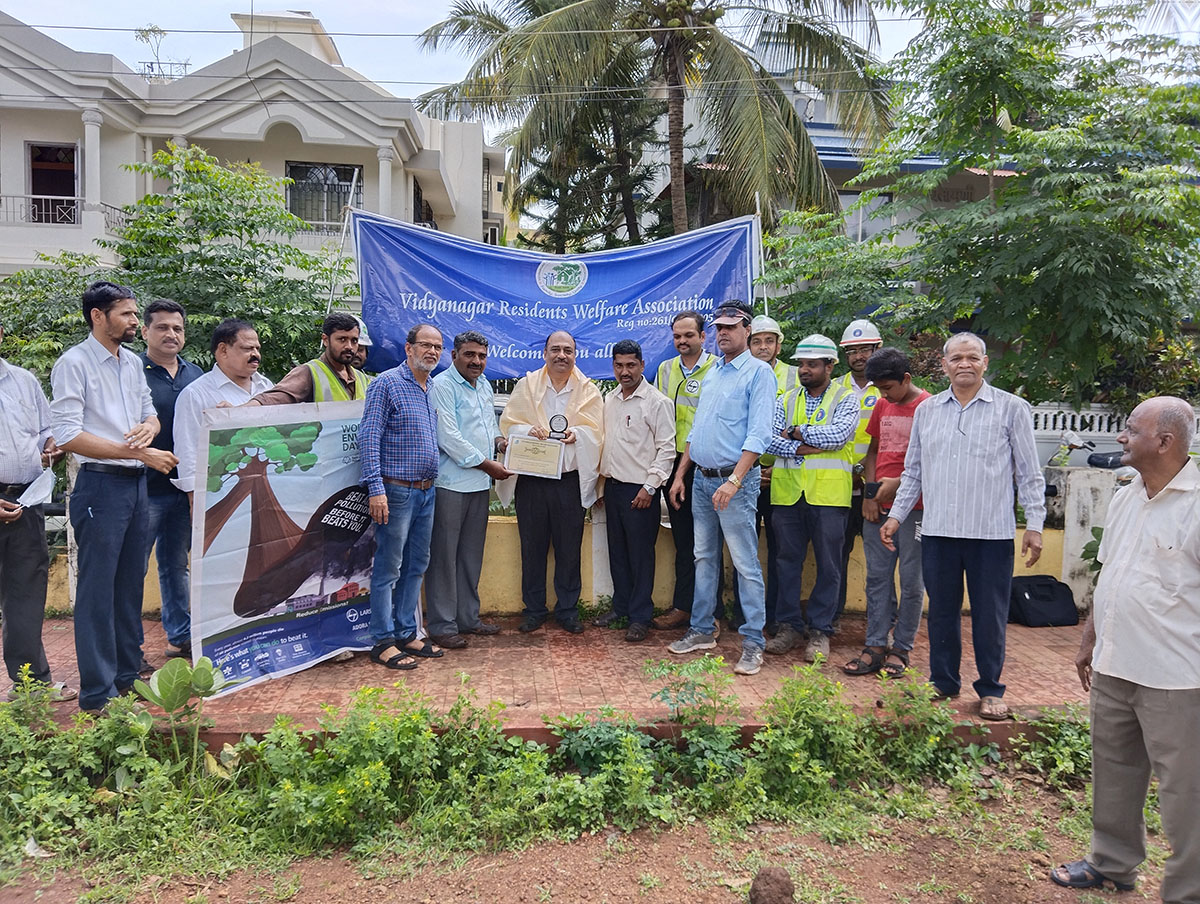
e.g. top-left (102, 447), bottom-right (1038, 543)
top-left (16, 614), bottom-right (1087, 736)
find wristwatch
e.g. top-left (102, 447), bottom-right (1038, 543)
top-left (727, 473), bottom-right (742, 488)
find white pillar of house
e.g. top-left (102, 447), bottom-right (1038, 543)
top-left (81, 109), bottom-right (103, 208)
top-left (377, 146), bottom-right (394, 218)
top-left (142, 135), bottom-right (155, 196)
top-left (171, 135), bottom-right (188, 150)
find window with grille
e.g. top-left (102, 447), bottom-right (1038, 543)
top-left (285, 162), bottom-right (362, 232)
top-left (839, 191), bottom-right (892, 243)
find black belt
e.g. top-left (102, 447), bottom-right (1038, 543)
top-left (0, 482), bottom-right (30, 496)
top-left (697, 466), bottom-right (737, 478)
top-left (80, 462), bottom-right (145, 477)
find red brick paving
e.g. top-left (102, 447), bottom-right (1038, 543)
top-left (15, 614), bottom-right (1087, 736)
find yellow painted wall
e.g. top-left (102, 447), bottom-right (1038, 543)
top-left (44, 521), bottom-right (1066, 617)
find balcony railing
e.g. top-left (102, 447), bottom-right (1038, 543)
top-left (102, 203), bottom-right (128, 235)
top-left (0, 195), bottom-right (81, 225)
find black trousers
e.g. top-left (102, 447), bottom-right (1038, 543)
top-left (664, 454), bottom-right (696, 612)
top-left (515, 470), bottom-right (584, 622)
top-left (0, 498), bottom-right (51, 684)
top-left (835, 494), bottom-right (865, 622)
top-left (604, 480), bottom-right (660, 625)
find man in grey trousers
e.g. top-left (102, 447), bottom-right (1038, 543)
top-left (425, 331), bottom-right (512, 648)
top-left (1051, 396), bottom-right (1200, 903)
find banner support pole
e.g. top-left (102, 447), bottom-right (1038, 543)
top-left (325, 168), bottom-right (361, 316)
top-left (755, 192), bottom-right (768, 316)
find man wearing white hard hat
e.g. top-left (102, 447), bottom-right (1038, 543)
top-left (832, 319), bottom-right (882, 628)
top-left (766, 334), bottom-right (860, 662)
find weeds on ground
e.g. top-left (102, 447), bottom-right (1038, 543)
top-left (1012, 704), bottom-right (1091, 788)
top-left (1, 659), bottom-right (1101, 897)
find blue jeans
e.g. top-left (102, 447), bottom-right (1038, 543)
top-left (70, 469), bottom-right (148, 711)
top-left (144, 491), bottom-right (192, 648)
top-left (367, 483), bottom-right (436, 645)
top-left (690, 468), bottom-right (764, 648)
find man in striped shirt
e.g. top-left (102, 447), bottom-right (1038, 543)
top-left (360, 323), bottom-right (444, 671)
top-left (881, 332), bottom-right (1044, 721)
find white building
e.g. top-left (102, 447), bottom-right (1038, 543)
top-left (0, 9), bottom-right (507, 276)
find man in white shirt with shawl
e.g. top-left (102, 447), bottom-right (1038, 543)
top-left (499, 330), bottom-right (604, 634)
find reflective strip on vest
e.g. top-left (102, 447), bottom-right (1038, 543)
top-left (773, 360), bottom-right (798, 396)
top-left (307, 359), bottom-right (369, 402)
top-left (770, 382), bottom-right (855, 507)
top-left (656, 355), bottom-right (715, 451)
top-left (837, 372), bottom-right (880, 462)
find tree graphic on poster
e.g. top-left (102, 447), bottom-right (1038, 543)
top-left (202, 423), bottom-right (321, 570)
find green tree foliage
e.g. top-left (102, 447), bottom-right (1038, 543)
top-left (859, 0), bottom-right (1200, 404)
top-left (760, 208), bottom-right (930, 347)
top-left (0, 145), bottom-right (355, 381)
top-left (207, 423), bottom-right (321, 495)
top-left (421, 0), bottom-right (891, 235)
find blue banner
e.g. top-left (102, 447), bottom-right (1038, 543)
top-left (353, 212), bottom-right (758, 379)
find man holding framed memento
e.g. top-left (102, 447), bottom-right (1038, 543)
top-left (499, 330), bottom-right (604, 634)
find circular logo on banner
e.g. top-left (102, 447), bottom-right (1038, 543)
top-left (685, 379), bottom-right (701, 394)
top-left (536, 261), bottom-right (588, 297)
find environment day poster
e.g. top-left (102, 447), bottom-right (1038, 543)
top-left (190, 401), bottom-right (375, 693)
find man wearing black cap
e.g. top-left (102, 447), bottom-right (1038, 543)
top-left (666, 301), bottom-right (776, 676)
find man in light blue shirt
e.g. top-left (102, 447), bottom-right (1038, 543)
top-left (425, 331), bottom-right (513, 647)
top-left (666, 301), bottom-right (776, 676)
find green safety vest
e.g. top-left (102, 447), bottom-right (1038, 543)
top-left (655, 354), bottom-right (717, 452)
top-left (770, 381), bottom-right (855, 508)
top-left (307, 359), bottom-right (370, 402)
top-left (836, 371), bottom-right (880, 464)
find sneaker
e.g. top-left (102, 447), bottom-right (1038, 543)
top-left (668, 630), bottom-right (717, 655)
top-left (804, 633), bottom-right (830, 663)
top-left (764, 624), bottom-right (802, 655)
top-left (733, 644), bottom-right (764, 676)
top-left (651, 608), bottom-right (690, 630)
top-left (591, 611), bottom-right (621, 628)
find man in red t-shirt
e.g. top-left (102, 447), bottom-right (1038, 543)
top-left (843, 348), bottom-right (931, 678)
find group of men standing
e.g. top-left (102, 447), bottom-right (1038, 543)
top-left (0, 280), bottom-right (376, 711)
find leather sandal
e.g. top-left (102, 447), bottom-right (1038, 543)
top-left (1049, 860), bottom-right (1134, 891)
top-left (842, 647), bottom-right (886, 676)
top-left (880, 648), bottom-right (909, 678)
top-left (400, 636), bottom-right (444, 658)
top-left (979, 695), bottom-right (1010, 721)
top-left (369, 641), bottom-right (417, 670)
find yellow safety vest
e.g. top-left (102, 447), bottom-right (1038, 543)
top-left (307, 359), bottom-right (370, 402)
top-left (770, 381), bottom-right (855, 508)
top-left (760, 360), bottom-right (800, 468)
top-left (772, 359), bottom-right (799, 396)
top-left (836, 371), bottom-right (880, 464)
top-left (655, 354), bottom-right (717, 452)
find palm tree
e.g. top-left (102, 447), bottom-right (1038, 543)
top-left (420, 0), bottom-right (891, 234)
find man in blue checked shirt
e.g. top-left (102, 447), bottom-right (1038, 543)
top-left (425, 331), bottom-right (513, 649)
top-left (666, 300), bottom-right (776, 676)
top-left (360, 323), bottom-right (445, 671)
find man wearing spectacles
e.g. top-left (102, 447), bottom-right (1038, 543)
top-left (880, 332), bottom-right (1044, 721)
top-left (360, 323), bottom-right (445, 670)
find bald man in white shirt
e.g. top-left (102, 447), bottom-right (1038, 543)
top-left (1051, 396), bottom-right (1200, 904)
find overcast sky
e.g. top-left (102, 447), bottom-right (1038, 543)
top-left (7, 1), bottom-right (925, 104)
